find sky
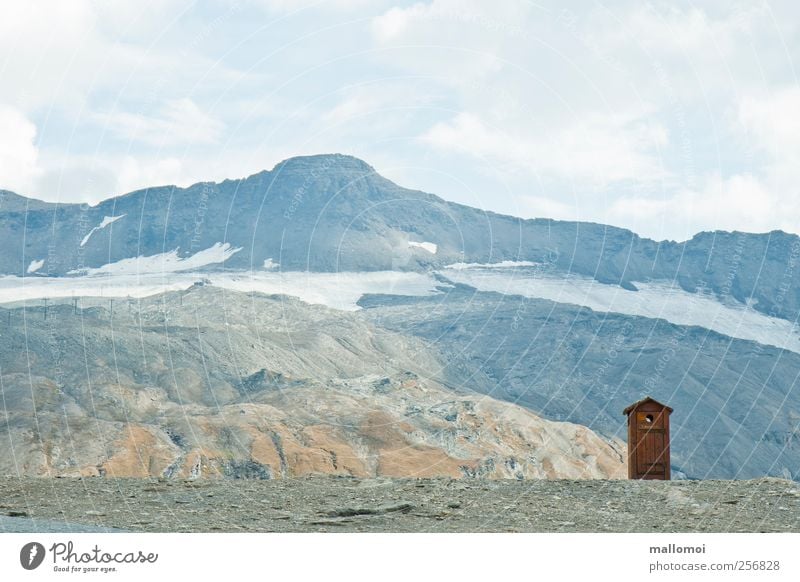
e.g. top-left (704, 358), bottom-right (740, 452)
top-left (0, 0), bottom-right (798, 242)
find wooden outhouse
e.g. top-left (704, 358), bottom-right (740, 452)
top-left (623, 397), bottom-right (672, 480)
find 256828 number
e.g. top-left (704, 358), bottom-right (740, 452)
top-left (735, 560), bottom-right (780, 571)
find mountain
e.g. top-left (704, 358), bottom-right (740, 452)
top-left (3, 154), bottom-right (800, 321)
top-left (359, 285), bottom-right (800, 480)
top-left (0, 287), bottom-right (625, 479)
top-left (2, 154), bottom-right (800, 481)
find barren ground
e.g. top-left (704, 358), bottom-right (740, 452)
top-left (1, 477), bottom-right (799, 533)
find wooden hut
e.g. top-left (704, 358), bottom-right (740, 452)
top-left (623, 397), bottom-right (672, 480)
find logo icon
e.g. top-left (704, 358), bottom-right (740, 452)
top-left (20, 542), bottom-right (46, 570)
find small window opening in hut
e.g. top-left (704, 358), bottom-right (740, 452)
top-left (645, 414), bottom-right (654, 423)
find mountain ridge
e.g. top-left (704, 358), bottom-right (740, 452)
top-left (2, 153), bottom-right (799, 323)
top-left (4, 154), bottom-right (794, 245)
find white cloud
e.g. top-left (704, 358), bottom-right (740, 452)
top-left (516, 195), bottom-right (578, 222)
top-left (324, 91), bottom-right (386, 125)
top-left (739, 88), bottom-right (800, 161)
top-left (369, 0), bottom-right (525, 82)
top-left (726, 87), bottom-right (800, 237)
top-left (371, 0), bottom-right (530, 43)
top-left (116, 156), bottom-right (188, 193)
top-left (609, 172), bottom-right (778, 241)
top-left (423, 111), bottom-right (668, 186)
top-left (371, 3), bottom-right (428, 41)
top-left (30, 153), bottom-right (207, 203)
top-left (606, 3), bottom-right (760, 55)
top-left (0, 1), bottom-right (208, 111)
top-left (576, 2), bottom-right (796, 118)
top-left (2, 0), bottom-right (798, 244)
top-left (250, 0), bottom-right (380, 13)
top-left (98, 99), bottom-right (225, 147)
top-left (0, 2), bottom-right (95, 109)
top-left (91, 0), bottom-right (197, 37)
top-left (0, 106), bottom-right (41, 194)
top-left (364, 0), bottom-right (800, 239)
top-left (321, 82), bottom-right (442, 136)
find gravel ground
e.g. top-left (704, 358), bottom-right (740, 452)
top-left (1, 477), bottom-right (798, 533)
top-left (0, 516), bottom-right (121, 533)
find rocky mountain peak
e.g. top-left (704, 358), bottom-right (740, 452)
top-left (270, 153), bottom-right (377, 176)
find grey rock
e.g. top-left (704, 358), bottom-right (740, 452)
top-left (3, 155), bottom-right (799, 322)
top-left (362, 288), bottom-right (800, 480)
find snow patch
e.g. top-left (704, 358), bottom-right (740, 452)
top-left (26, 259), bottom-right (44, 274)
top-left (0, 274), bottom-right (193, 304)
top-left (68, 242), bottom-right (242, 276)
top-left (408, 241), bottom-right (438, 254)
top-left (80, 214), bottom-right (126, 247)
top-left (217, 271), bottom-right (445, 311)
top-left (444, 260), bottom-right (539, 270)
top-left (441, 265), bottom-right (800, 355)
top-left (0, 270), bottom-right (446, 311)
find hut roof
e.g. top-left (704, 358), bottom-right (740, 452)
top-left (623, 396), bottom-right (673, 415)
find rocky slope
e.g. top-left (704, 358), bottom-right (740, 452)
top-left (360, 285), bottom-right (800, 481)
top-left (0, 286), bottom-right (624, 479)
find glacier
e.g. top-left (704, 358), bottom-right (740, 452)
top-left (440, 264), bottom-right (800, 355)
top-left (2, 260), bottom-right (799, 353)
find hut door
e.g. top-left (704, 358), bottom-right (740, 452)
top-left (635, 411), bottom-right (666, 477)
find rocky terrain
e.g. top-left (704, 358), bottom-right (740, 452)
top-left (1, 476), bottom-right (798, 533)
top-left (3, 154), bottom-right (800, 321)
top-left (0, 286), bottom-right (624, 480)
top-left (360, 285), bottom-right (800, 480)
top-left (2, 153), bottom-right (800, 482)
